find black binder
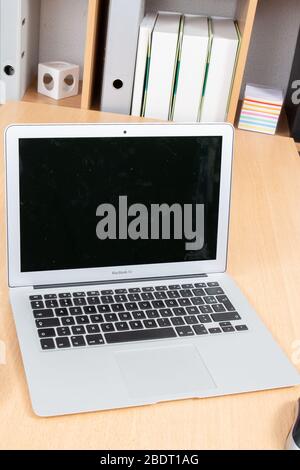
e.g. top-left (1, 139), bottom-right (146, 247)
top-left (285, 28), bottom-right (300, 142)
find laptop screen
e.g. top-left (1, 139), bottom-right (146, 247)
top-left (19, 136), bottom-right (222, 272)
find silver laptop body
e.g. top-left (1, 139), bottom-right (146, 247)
top-left (5, 123), bottom-right (300, 417)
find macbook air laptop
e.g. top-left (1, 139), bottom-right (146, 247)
top-left (5, 123), bottom-right (300, 417)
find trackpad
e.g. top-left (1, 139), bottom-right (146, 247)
top-left (115, 344), bottom-right (216, 401)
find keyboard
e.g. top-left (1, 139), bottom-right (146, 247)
top-left (29, 282), bottom-right (249, 351)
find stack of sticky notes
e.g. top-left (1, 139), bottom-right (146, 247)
top-left (238, 84), bottom-right (283, 135)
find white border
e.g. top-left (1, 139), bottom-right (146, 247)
top-left (5, 123), bottom-right (234, 288)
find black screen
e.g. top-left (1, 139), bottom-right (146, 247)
top-left (19, 136), bottom-right (222, 272)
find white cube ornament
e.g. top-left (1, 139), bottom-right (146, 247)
top-left (38, 61), bottom-right (80, 100)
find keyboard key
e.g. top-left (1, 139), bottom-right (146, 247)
top-left (98, 305), bottom-right (111, 313)
top-left (169, 285), bottom-right (181, 290)
top-left (44, 294), bottom-right (57, 300)
top-left (115, 322), bottom-right (129, 331)
top-left (73, 298), bottom-right (86, 306)
top-left (87, 296), bottom-right (100, 305)
top-left (87, 291), bottom-right (100, 296)
top-left (30, 295), bottom-right (42, 301)
top-left (86, 334), bottom-right (105, 346)
top-left (221, 326), bottom-right (235, 333)
top-left (100, 295), bottom-right (113, 303)
top-left (31, 300), bottom-right (44, 309)
top-left (173, 307), bottom-right (186, 316)
top-left (60, 298), bottom-right (73, 307)
top-left (198, 315), bottom-right (212, 324)
top-left (114, 294), bottom-right (127, 303)
top-left (212, 304), bottom-right (226, 313)
top-left (101, 290), bottom-right (114, 295)
top-left (45, 299), bottom-right (59, 308)
top-left (101, 323), bottom-right (115, 332)
top-left (84, 306), bottom-right (97, 314)
top-left (73, 292), bottom-right (86, 297)
top-left (216, 295), bottom-right (235, 311)
top-left (194, 283), bottom-right (207, 288)
top-left (115, 289), bottom-right (127, 294)
top-left (141, 292), bottom-right (154, 301)
top-left (105, 327), bottom-right (176, 344)
top-left (124, 302), bottom-right (138, 311)
top-left (69, 307), bottom-right (83, 316)
top-left (165, 299), bottom-right (178, 308)
top-left (176, 326), bottom-right (194, 337)
top-left (178, 298), bottom-right (192, 307)
top-left (205, 287), bottom-right (224, 296)
top-left (57, 327), bottom-right (71, 336)
top-left (128, 293), bottom-right (141, 302)
top-left (152, 300), bottom-right (165, 309)
top-left (144, 319), bottom-right (158, 329)
top-left (192, 289), bottom-right (205, 297)
top-left (186, 306), bottom-right (199, 315)
top-left (180, 289), bottom-right (193, 297)
top-left (155, 286), bottom-right (168, 291)
top-left (199, 305), bottom-right (212, 314)
top-left (191, 297), bottom-right (204, 306)
top-left (185, 315), bottom-right (199, 325)
top-left (76, 316), bottom-right (90, 324)
top-left (90, 315), bottom-right (104, 323)
top-left (211, 312), bottom-right (241, 322)
top-left (154, 291), bottom-right (167, 300)
top-left (208, 328), bottom-right (222, 334)
top-left (167, 290), bottom-right (180, 299)
top-left (142, 287), bottom-right (154, 292)
top-left (203, 296), bottom-right (216, 304)
top-left (38, 328), bottom-right (56, 338)
top-left (36, 318), bottom-right (60, 328)
top-left (111, 304), bottom-right (125, 313)
top-left (138, 301), bottom-right (151, 310)
top-left (207, 282), bottom-right (219, 287)
top-left (193, 325), bottom-right (208, 335)
top-left (104, 313), bottom-right (118, 322)
top-left (59, 293), bottom-right (71, 298)
top-left (40, 338), bottom-right (55, 350)
top-left (87, 324), bottom-right (101, 334)
top-left (71, 336), bottom-right (86, 347)
top-left (55, 308), bottom-right (69, 317)
top-left (128, 288), bottom-right (141, 293)
top-left (56, 337), bottom-right (71, 349)
top-left (72, 326), bottom-right (86, 335)
top-left (181, 284), bottom-right (193, 289)
top-left (119, 312), bottom-right (132, 321)
top-left (157, 318), bottom-right (171, 328)
top-left (219, 322), bottom-right (232, 327)
top-left (146, 310), bottom-right (159, 319)
top-left (129, 321), bottom-right (143, 330)
top-left (236, 325), bottom-right (248, 332)
top-left (159, 308), bottom-right (173, 317)
top-left (62, 317), bottom-right (75, 326)
top-left (171, 317), bottom-right (185, 326)
top-left (132, 311), bottom-right (146, 320)
top-left (33, 309), bottom-right (54, 319)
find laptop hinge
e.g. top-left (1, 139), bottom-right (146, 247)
top-left (33, 273), bottom-right (208, 290)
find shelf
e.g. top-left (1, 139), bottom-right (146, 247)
top-left (23, 80), bottom-right (83, 110)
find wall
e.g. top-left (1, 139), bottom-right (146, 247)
top-left (39, 0), bottom-right (89, 78)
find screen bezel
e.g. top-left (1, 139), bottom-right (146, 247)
top-left (6, 123), bottom-right (234, 288)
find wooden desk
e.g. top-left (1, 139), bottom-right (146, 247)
top-left (0, 102), bottom-right (299, 450)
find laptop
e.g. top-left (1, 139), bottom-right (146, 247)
top-left (5, 123), bottom-right (300, 417)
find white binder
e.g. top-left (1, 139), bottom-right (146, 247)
top-left (100, 0), bottom-right (145, 115)
top-left (0, 0), bottom-right (40, 104)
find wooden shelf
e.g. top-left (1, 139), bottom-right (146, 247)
top-left (23, 80), bottom-right (83, 109)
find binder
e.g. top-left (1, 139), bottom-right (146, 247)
top-left (131, 12), bottom-right (157, 117)
top-left (100, 0), bottom-right (145, 115)
top-left (200, 19), bottom-right (240, 122)
top-left (144, 12), bottom-right (182, 120)
top-left (172, 15), bottom-right (209, 122)
top-left (0, 0), bottom-right (40, 104)
top-left (285, 28), bottom-right (300, 142)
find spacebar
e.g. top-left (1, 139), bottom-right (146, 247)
top-left (105, 328), bottom-right (177, 344)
